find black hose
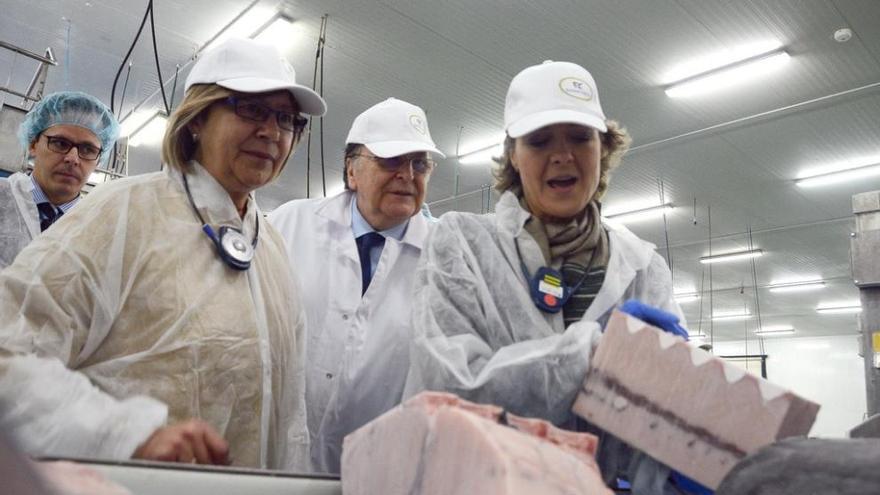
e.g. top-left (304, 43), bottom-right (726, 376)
top-left (148, 0), bottom-right (171, 114)
top-left (110, 0), bottom-right (151, 115)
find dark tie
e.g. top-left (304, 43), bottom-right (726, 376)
top-left (355, 232), bottom-right (385, 295)
top-left (37, 202), bottom-right (63, 232)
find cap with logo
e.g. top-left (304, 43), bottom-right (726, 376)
top-left (185, 37), bottom-right (327, 116)
top-left (504, 60), bottom-right (607, 138)
top-left (345, 97), bottom-right (445, 158)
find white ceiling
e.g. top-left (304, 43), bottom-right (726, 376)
top-left (2, 0), bottom-right (879, 343)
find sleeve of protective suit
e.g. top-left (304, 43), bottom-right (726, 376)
top-left (403, 217), bottom-right (602, 425)
top-left (0, 191), bottom-right (168, 459)
top-left (0, 354), bottom-right (167, 459)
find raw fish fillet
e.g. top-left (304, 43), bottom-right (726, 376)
top-left (573, 310), bottom-right (820, 489)
top-left (342, 391), bottom-right (610, 495)
top-left (37, 461), bottom-right (132, 495)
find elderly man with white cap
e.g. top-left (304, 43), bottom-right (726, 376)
top-left (0, 38), bottom-right (324, 470)
top-left (269, 97), bottom-right (444, 473)
top-left (402, 61), bottom-right (704, 494)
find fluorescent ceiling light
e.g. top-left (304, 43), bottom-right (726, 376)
top-left (674, 293), bottom-right (700, 303)
top-left (816, 304), bottom-right (862, 314)
top-left (768, 280), bottom-right (825, 293)
top-left (665, 50), bottom-right (790, 98)
top-left (690, 333), bottom-right (708, 340)
top-left (205, 5), bottom-right (278, 52)
top-left (796, 163), bottom-right (880, 188)
top-left (796, 154), bottom-right (880, 180)
top-left (712, 312), bottom-right (751, 321)
top-left (606, 204), bottom-right (674, 224)
top-left (253, 14), bottom-right (296, 49)
top-left (661, 40), bottom-right (783, 84)
top-left (128, 113), bottom-right (167, 148)
top-left (120, 109), bottom-right (159, 138)
top-left (755, 325), bottom-right (795, 336)
top-left (699, 249), bottom-right (763, 264)
top-left (458, 133), bottom-right (506, 165)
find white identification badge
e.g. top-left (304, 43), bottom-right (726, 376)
top-left (538, 280), bottom-right (564, 298)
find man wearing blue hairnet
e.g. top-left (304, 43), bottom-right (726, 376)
top-left (0, 91), bottom-right (119, 268)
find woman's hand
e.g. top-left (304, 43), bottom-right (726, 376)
top-left (132, 419), bottom-right (229, 465)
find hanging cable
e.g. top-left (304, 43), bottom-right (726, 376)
top-left (148, 0), bottom-right (171, 115)
top-left (707, 205), bottom-right (714, 349)
top-left (305, 15), bottom-right (328, 198)
top-left (748, 226), bottom-right (766, 355)
top-left (169, 64), bottom-right (180, 109)
top-left (658, 178), bottom-right (673, 282)
top-left (319, 16), bottom-right (327, 196)
top-left (110, 0), bottom-right (151, 115)
top-left (118, 63), bottom-right (132, 118)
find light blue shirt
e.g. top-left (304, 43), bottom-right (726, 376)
top-left (30, 175), bottom-right (79, 220)
top-left (350, 196), bottom-right (408, 275)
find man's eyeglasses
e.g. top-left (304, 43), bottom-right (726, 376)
top-left (350, 154), bottom-right (436, 175)
top-left (224, 97), bottom-right (308, 134)
top-left (42, 135), bottom-right (102, 161)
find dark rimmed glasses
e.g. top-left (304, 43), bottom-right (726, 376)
top-left (350, 154), bottom-right (436, 175)
top-left (224, 97), bottom-right (309, 134)
top-left (42, 135), bottom-right (102, 161)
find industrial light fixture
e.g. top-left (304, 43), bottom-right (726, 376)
top-left (606, 204), bottom-right (674, 224)
top-left (674, 293), bottom-right (700, 303)
top-left (768, 280), bottom-right (826, 293)
top-left (458, 133), bottom-right (505, 165)
top-left (121, 110), bottom-right (167, 148)
top-left (755, 325), bottom-right (795, 336)
top-left (816, 304), bottom-right (862, 315)
top-left (665, 47), bottom-right (790, 98)
top-left (205, 4), bottom-right (275, 50)
top-left (796, 161), bottom-right (880, 188)
top-left (252, 14), bottom-right (296, 48)
top-left (699, 249), bottom-right (763, 264)
top-left (712, 311), bottom-right (751, 321)
top-left (690, 333), bottom-right (708, 340)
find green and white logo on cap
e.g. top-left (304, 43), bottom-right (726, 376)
top-left (558, 77), bottom-right (594, 101)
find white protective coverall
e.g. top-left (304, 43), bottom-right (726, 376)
top-left (0, 163), bottom-right (308, 470)
top-left (0, 172), bottom-right (40, 269)
top-left (268, 190), bottom-right (429, 473)
top-left (402, 190), bottom-right (685, 493)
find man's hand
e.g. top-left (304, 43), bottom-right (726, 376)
top-left (132, 419), bottom-right (229, 465)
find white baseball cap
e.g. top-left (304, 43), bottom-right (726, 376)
top-left (186, 38), bottom-right (327, 116)
top-left (345, 97), bottom-right (445, 158)
top-left (504, 60), bottom-right (607, 138)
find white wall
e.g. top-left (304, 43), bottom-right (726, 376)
top-left (713, 334), bottom-right (866, 438)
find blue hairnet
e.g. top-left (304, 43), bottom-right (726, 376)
top-left (17, 91), bottom-right (120, 165)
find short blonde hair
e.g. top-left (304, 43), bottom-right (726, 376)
top-left (161, 84), bottom-right (302, 179)
top-left (161, 84), bottom-right (233, 171)
top-left (493, 120), bottom-right (631, 200)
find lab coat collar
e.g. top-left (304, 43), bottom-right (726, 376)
top-left (167, 162), bottom-right (260, 239)
top-left (315, 189), bottom-right (428, 250)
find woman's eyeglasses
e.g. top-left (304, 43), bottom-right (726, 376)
top-left (224, 97), bottom-right (308, 134)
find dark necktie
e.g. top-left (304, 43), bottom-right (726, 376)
top-left (37, 202), bottom-right (62, 232)
top-left (355, 232), bottom-right (385, 295)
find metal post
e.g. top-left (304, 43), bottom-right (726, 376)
top-left (851, 191), bottom-right (880, 415)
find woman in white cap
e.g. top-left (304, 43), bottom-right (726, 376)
top-left (404, 61), bottom-right (696, 493)
top-left (0, 38), bottom-right (325, 470)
